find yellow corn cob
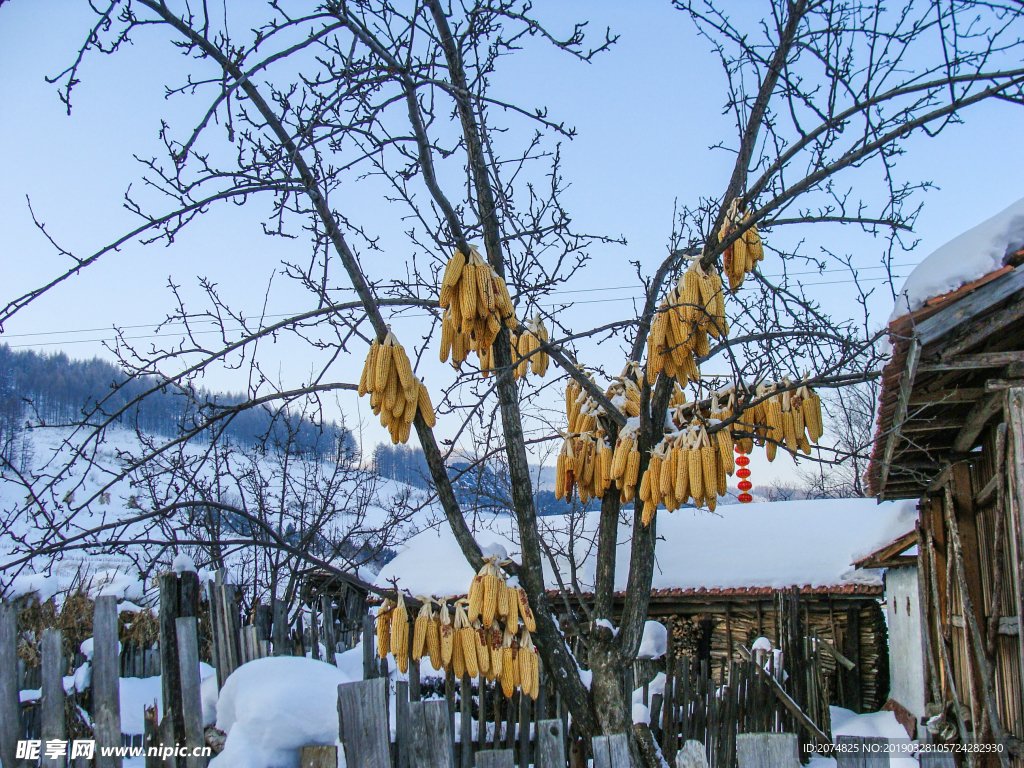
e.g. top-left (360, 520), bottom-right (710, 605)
top-left (467, 573), bottom-right (484, 623)
top-left (642, 498), bottom-right (657, 526)
top-left (440, 602), bottom-right (454, 667)
top-left (375, 340), bottom-right (393, 393)
top-left (675, 446), bottom-right (690, 503)
top-left (452, 626), bottom-right (466, 679)
top-left (426, 615), bottom-right (443, 670)
top-left (506, 582), bottom-right (519, 629)
top-left (517, 588), bottom-right (536, 632)
top-left (441, 250), bottom-right (466, 292)
top-left (681, 270), bottom-right (701, 324)
top-left (807, 391), bottom-right (823, 442)
top-left (611, 437), bottom-right (633, 480)
top-left (639, 462), bottom-right (652, 502)
top-left (376, 600), bottom-right (393, 658)
top-left (391, 594), bottom-right (409, 673)
top-left (460, 626), bottom-right (478, 678)
top-left (474, 622), bottom-right (490, 677)
top-left (688, 447), bottom-right (703, 503)
top-left (717, 429), bottom-right (734, 474)
top-left (359, 342), bottom-right (378, 397)
top-left (489, 627), bottom-right (503, 681)
top-left (782, 410), bottom-right (798, 452)
top-left (412, 601), bottom-right (430, 661)
top-left (625, 448), bottom-right (640, 489)
top-left (717, 450), bottom-right (727, 496)
top-left (660, 449), bottom-right (676, 499)
top-left (701, 444), bottom-right (717, 502)
top-left (393, 345), bottom-right (416, 395)
top-left (765, 397), bottom-right (784, 444)
top-left (766, 439), bottom-right (777, 463)
top-left (500, 646), bottom-right (516, 697)
top-left (518, 634), bottom-right (531, 695)
top-left (483, 571), bottom-right (499, 629)
top-left (459, 264), bottom-right (476, 319)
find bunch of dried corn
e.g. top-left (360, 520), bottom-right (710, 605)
top-left (796, 383), bottom-right (824, 443)
top-left (453, 601), bottom-right (478, 679)
top-left (645, 279), bottom-right (703, 386)
top-left (609, 421), bottom-right (642, 503)
top-left (719, 198), bottom-right (765, 293)
top-left (358, 330), bottom-right (434, 444)
top-left (513, 314), bottom-right (550, 379)
top-left (466, 558), bottom-right (504, 629)
top-left (554, 431), bottom-right (613, 504)
top-left (517, 629), bottom-right (540, 700)
top-left (438, 246), bottom-right (518, 372)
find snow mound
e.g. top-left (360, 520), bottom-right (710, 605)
top-left (638, 621), bottom-right (667, 659)
top-left (212, 656), bottom-right (353, 768)
top-left (891, 195), bottom-right (1024, 320)
top-left (172, 553), bottom-right (197, 574)
top-left (6, 572), bottom-right (61, 603)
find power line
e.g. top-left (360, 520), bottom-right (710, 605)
top-left (3, 272), bottom-right (909, 348)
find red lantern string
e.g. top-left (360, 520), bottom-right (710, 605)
top-left (734, 444), bottom-right (753, 503)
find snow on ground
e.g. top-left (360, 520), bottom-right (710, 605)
top-left (211, 656), bottom-right (354, 768)
top-left (378, 499), bottom-right (918, 596)
top-left (891, 195), bottom-right (1024, 320)
top-left (116, 663), bottom-right (217, 735)
top-left (808, 706), bottom-right (919, 767)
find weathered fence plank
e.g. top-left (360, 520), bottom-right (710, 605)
top-left (919, 752), bottom-right (957, 767)
top-left (175, 617), bottom-right (206, 768)
top-left (396, 680), bottom-right (410, 768)
top-left (0, 603), bottom-right (19, 768)
top-left (405, 700), bottom-right (455, 768)
top-left (321, 596), bottom-right (337, 666)
top-left (337, 678), bottom-right (392, 767)
top-left (94, 595), bottom-right (123, 768)
top-left (460, 674), bottom-right (472, 768)
top-left (535, 719), bottom-right (566, 768)
top-left (592, 733), bottom-right (631, 768)
top-left (476, 749), bottom-right (515, 768)
top-left (300, 745), bottom-right (338, 768)
top-left (41, 627), bottom-right (67, 768)
top-left (735, 733), bottom-right (799, 768)
top-left (836, 736), bottom-right (888, 768)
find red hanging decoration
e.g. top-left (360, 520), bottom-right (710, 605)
top-left (735, 445), bottom-right (753, 503)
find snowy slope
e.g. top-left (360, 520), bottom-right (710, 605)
top-left (891, 195), bottom-right (1024, 320)
top-left (0, 424), bottom-right (437, 596)
top-left (376, 498), bottom-right (918, 598)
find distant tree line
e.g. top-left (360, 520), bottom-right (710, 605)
top-left (0, 345), bottom-right (353, 460)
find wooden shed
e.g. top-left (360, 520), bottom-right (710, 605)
top-left (867, 198), bottom-right (1024, 763)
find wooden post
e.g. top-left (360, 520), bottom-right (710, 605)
top-left (300, 745), bottom-right (338, 767)
top-left (363, 615), bottom-right (376, 680)
top-left (41, 628), bottom-right (67, 768)
top-left (321, 596), bottom-right (337, 666)
top-left (406, 700), bottom-right (455, 768)
top-left (273, 597), bottom-right (288, 657)
top-left (396, 680), bottom-right (410, 768)
top-left (476, 750), bottom-right (515, 768)
top-left (1004, 389), bottom-right (1024, 727)
top-left (175, 618), bottom-right (206, 768)
top-left (160, 573), bottom-right (184, 762)
top-left (518, 689), bottom-right (530, 768)
top-left (944, 481), bottom-right (1013, 767)
top-left (591, 733), bottom-right (631, 768)
top-left (0, 602), bottom-right (20, 768)
top-left (535, 719), bottom-right (565, 768)
top-left (460, 674), bottom-right (472, 768)
top-left (843, 604), bottom-right (862, 712)
top-left (94, 595), bottom-right (123, 768)
top-left (337, 678), bottom-right (392, 767)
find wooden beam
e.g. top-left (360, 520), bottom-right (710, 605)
top-left (853, 530), bottom-right (918, 569)
top-left (880, 337), bottom-right (921, 500)
top-left (952, 392), bottom-right (1003, 453)
top-left (944, 293), bottom-right (1024, 358)
top-left (909, 388), bottom-right (985, 406)
top-left (975, 472), bottom-right (1000, 507)
top-left (1005, 389), bottom-right (1024, 724)
top-left (902, 418), bottom-right (963, 433)
top-left (918, 351), bottom-right (1024, 372)
top-left (985, 378), bottom-right (1024, 391)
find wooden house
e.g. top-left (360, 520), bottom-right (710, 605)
top-left (375, 498), bottom-right (914, 715)
top-left (867, 197), bottom-right (1024, 763)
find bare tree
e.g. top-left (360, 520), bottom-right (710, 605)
top-left (3, 0), bottom-right (1024, 762)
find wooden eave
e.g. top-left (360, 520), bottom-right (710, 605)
top-left (868, 251), bottom-right (1024, 500)
top-left (852, 529), bottom-right (918, 570)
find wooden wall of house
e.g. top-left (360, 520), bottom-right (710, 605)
top-left (917, 402), bottom-right (1024, 766)
top-left (642, 594), bottom-right (889, 714)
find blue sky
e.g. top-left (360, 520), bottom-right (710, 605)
top-left (2, 1), bottom-right (1023, 482)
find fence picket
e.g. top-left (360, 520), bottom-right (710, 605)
top-left (534, 719), bottom-right (566, 768)
top-left (406, 700), bottom-right (455, 768)
top-left (0, 603), bottom-right (19, 768)
top-left (476, 749), bottom-right (515, 768)
top-left (592, 734), bottom-right (631, 768)
top-left (337, 678), bottom-right (392, 767)
top-left (175, 618), bottom-right (206, 768)
top-left (41, 628), bottom-right (67, 768)
top-left (94, 595), bottom-right (123, 768)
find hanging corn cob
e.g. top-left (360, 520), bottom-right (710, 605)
top-left (719, 198), bottom-right (765, 293)
top-left (514, 313), bottom-right (550, 379)
top-left (518, 629), bottom-right (540, 700)
top-left (438, 246), bottom-right (518, 373)
top-left (412, 598), bottom-right (432, 662)
top-left (390, 593), bottom-right (410, 673)
top-left (375, 599), bottom-right (394, 659)
top-left (358, 329), bottom-right (431, 444)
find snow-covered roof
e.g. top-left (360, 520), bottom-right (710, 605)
top-left (890, 195), bottom-right (1024, 321)
top-left (375, 498), bottom-right (918, 598)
